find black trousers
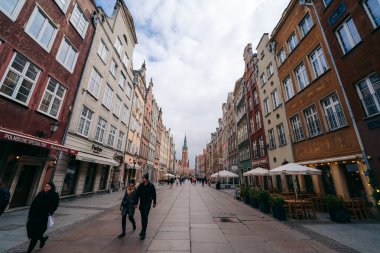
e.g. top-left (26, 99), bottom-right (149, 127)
top-left (121, 214), bottom-right (135, 232)
top-left (139, 205), bottom-right (151, 235)
top-left (27, 236), bottom-right (43, 253)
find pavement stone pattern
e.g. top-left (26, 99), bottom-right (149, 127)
top-left (1, 183), bottom-right (380, 252)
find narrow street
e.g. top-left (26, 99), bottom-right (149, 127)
top-left (5, 182), bottom-right (378, 253)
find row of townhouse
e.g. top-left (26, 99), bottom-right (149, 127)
top-left (198, 0), bottom-right (380, 203)
top-left (0, 0), bottom-right (175, 210)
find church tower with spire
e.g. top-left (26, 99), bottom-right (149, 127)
top-left (181, 135), bottom-right (189, 168)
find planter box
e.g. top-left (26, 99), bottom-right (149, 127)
top-left (329, 208), bottom-right (350, 223)
top-left (272, 205), bottom-right (286, 221)
top-left (259, 201), bottom-right (270, 213)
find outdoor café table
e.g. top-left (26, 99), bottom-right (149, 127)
top-left (285, 200), bottom-right (313, 220)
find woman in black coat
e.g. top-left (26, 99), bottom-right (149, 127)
top-left (118, 179), bottom-right (136, 238)
top-left (26, 182), bottom-right (59, 253)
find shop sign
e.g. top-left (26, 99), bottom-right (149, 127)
top-left (252, 159), bottom-right (268, 166)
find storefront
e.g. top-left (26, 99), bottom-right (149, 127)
top-left (0, 128), bottom-right (77, 209)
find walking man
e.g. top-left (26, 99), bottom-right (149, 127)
top-left (134, 173), bottom-right (156, 240)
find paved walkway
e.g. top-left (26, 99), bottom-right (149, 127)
top-left (3, 183), bottom-right (380, 253)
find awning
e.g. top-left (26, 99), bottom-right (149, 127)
top-left (76, 152), bottom-right (118, 166)
top-left (297, 154), bottom-right (362, 165)
top-left (0, 128), bottom-right (77, 154)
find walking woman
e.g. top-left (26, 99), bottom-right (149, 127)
top-left (118, 179), bottom-right (137, 238)
top-left (26, 182), bottom-right (59, 253)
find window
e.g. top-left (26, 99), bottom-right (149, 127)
top-left (126, 83), bottom-right (132, 98)
top-left (38, 78), bottom-right (66, 118)
top-left (248, 96), bottom-right (253, 111)
top-left (277, 124), bottom-right (286, 145)
top-left (95, 117), bottom-right (107, 143)
top-left (70, 4), bottom-right (89, 38)
top-left (121, 104), bottom-right (129, 124)
top-left (299, 13), bottom-right (314, 37)
top-left (114, 37), bottom-right (122, 55)
top-left (0, 0), bottom-right (25, 20)
top-left (259, 136), bottom-right (265, 157)
top-left (356, 73), bottom-right (380, 116)
top-left (277, 49), bottom-right (286, 64)
top-left (119, 72), bottom-right (126, 89)
top-left (0, 53), bottom-right (40, 105)
top-left (25, 7), bottom-right (58, 51)
top-left (267, 63), bottom-right (274, 77)
top-left (253, 140), bottom-right (258, 158)
top-left (113, 95), bottom-right (122, 117)
top-left (336, 18), bottom-right (361, 54)
top-left (290, 114), bottom-right (304, 142)
top-left (272, 89), bottom-right (281, 109)
top-left (110, 59), bottom-right (117, 77)
top-left (88, 68), bottom-right (102, 97)
top-left (117, 131), bottom-right (125, 151)
top-left (255, 111), bottom-right (262, 129)
top-left (264, 97), bottom-right (271, 115)
top-left (268, 129), bottom-right (276, 149)
top-left (283, 76), bottom-right (295, 101)
top-left (260, 73), bottom-right (267, 86)
top-left (310, 46), bottom-right (328, 78)
top-left (55, 0), bottom-right (70, 13)
top-left (363, 0), bottom-right (380, 28)
top-left (57, 37), bottom-right (78, 72)
top-left (107, 126), bottom-right (116, 147)
top-left (253, 90), bottom-right (258, 106)
top-left (123, 53), bottom-right (129, 68)
top-left (322, 93), bottom-right (347, 130)
top-left (77, 106), bottom-right (93, 136)
top-left (287, 33), bottom-right (298, 52)
top-left (323, 0), bottom-right (333, 6)
top-left (97, 40), bottom-right (108, 62)
top-left (304, 106), bottom-right (322, 137)
top-left (295, 62), bottom-right (309, 90)
top-left (102, 84), bottom-right (112, 109)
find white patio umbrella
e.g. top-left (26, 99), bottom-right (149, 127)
top-left (163, 173), bottom-right (176, 178)
top-left (269, 163), bottom-right (322, 199)
top-left (211, 170), bottom-right (239, 187)
top-left (243, 167), bottom-right (269, 176)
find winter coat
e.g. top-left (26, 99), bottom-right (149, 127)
top-left (26, 191), bottom-right (59, 239)
top-left (0, 188), bottom-right (11, 216)
top-left (134, 182), bottom-right (156, 208)
top-left (120, 189), bottom-right (136, 216)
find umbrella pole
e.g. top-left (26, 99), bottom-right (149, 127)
top-left (293, 176), bottom-right (298, 200)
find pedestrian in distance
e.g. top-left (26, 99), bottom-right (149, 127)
top-left (175, 177), bottom-right (179, 186)
top-left (26, 182), bottom-right (59, 253)
top-left (134, 173), bottom-right (156, 240)
top-left (0, 181), bottom-right (11, 217)
top-left (169, 177), bottom-right (174, 189)
top-left (118, 179), bottom-right (137, 238)
top-left (202, 177), bottom-right (205, 187)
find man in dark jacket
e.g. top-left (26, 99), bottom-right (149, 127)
top-left (134, 173), bottom-right (156, 240)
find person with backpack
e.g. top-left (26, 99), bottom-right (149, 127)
top-left (0, 181), bottom-right (11, 216)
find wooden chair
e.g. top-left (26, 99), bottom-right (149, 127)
top-left (304, 201), bottom-right (317, 220)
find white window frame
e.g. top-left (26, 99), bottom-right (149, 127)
top-left (287, 32), bottom-right (299, 53)
top-left (95, 117), bottom-right (107, 143)
top-left (283, 76), bottom-right (295, 101)
top-left (0, 0), bottom-right (26, 21)
top-left (77, 106), bottom-right (93, 137)
top-left (260, 73), bottom-right (267, 86)
top-left (259, 136), bottom-right (265, 157)
top-left (272, 89), bottom-right (281, 109)
top-left (97, 40), bottom-right (108, 63)
top-left (25, 6), bottom-right (58, 52)
top-left (277, 123), bottom-right (287, 146)
top-left (54, 0), bottom-right (70, 13)
top-left (335, 17), bottom-right (361, 54)
top-left (0, 53), bottom-right (41, 105)
top-left (110, 59), bottom-right (117, 77)
top-left (107, 125), bottom-right (116, 147)
top-left (295, 62), bottom-right (309, 91)
top-left (113, 95), bottom-right (122, 118)
top-left (38, 78), bottom-right (66, 119)
top-left (290, 114), bottom-right (304, 142)
top-left (356, 73), bottom-right (380, 117)
top-left (310, 46), bottom-right (328, 78)
top-left (119, 71), bottom-right (126, 89)
top-left (117, 131), bottom-right (125, 151)
top-left (56, 37), bottom-right (78, 73)
top-left (267, 63), bottom-right (274, 77)
top-left (102, 84), bottom-right (113, 109)
top-left (253, 140), bottom-right (258, 158)
top-left (299, 13), bottom-right (314, 38)
top-left (123, 53), bottom-right (129, 68)
top-left (277, 48), bottom-right (286, 64)
top-left (255, 111), bottom-right (262, 129)
top-left (126, 83), bottom-right (132, 98)
top-left (115, 37), bottom-right (123, 55)
top-left (121, 104), bottom-right (129, 124)
top-left (362, 0), bottom-right (380, 28)
top-left (322, 93), bottom-right (347, 130)
top-left (264, 97), bottom-right (271, 115)
top-left (304, 105), bottom-right (322, 137)
top-left (253, 90), bottom-right (258, 106)
top-left (70, 3), bottom-right (89, 38)
top-left (87, 68), bottom-right (102, 98)
top-left (323, 0), bottom-right (333, 7)
top-left (268, 129), bottom-right (276, 149)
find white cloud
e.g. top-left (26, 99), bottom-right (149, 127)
top-left (99, 0), bottom-right (290, 167)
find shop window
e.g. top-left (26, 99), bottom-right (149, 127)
top-left (276, 175), bottom-right (282, 191)
top-left (83, 163), bottom-right (96, 193)
top-left (286, 175), bottom-right (294, 192)
top-left (317, 165), bottom-right (336, 195)
top-left (61, 159), bottom-right (79, 196)
top-left (99, 165), bottom-right (109, 190)
top-left (342, 163), bottom-right (366, 198)
top-left (304, 175), bottom-right (314, 193)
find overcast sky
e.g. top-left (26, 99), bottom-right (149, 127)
top-left (97, 0), bottom-right (290, 168)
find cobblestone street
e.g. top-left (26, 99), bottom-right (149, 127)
top-left (2, 182), bottom-right (380, 253)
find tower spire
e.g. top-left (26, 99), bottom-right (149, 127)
top-left (183, 135), bottom-right (188, 150)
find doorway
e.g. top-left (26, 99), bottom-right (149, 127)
top-left (83, 163), bottom-right (96, 193)
top-left (9, 165), bottom-right (39, 208)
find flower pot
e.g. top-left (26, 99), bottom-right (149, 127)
top-left (259, 201), bottom-right (270, 213)
top-left (244, 196), bottom-right (251, 205)
top-left (329, 207), bottom-right (350, 223)
top-left (251, 198), bottom-right (259, 208)
top-left (272, 204), bottom-right (286, 220)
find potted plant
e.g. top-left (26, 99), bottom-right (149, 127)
top-left (324, 195), bottom-right (350, 222)
top-left (250, 188), bottom-right (259, 208)
top-left (270, 193), bottom-right (286, 220)
top-left (258, 189), bottom-right (270, 213)
top-left (241, 185), bottom-right (250, 205)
